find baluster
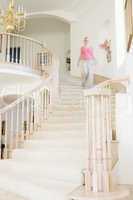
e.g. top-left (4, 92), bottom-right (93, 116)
top-left (96, 95), bottom-right (103, 192)
top-left (26, 98), bottom-right (30, 140)
top-left (37, 92), bottom-right (41, 129)
top-left (40, 91), bottom-right (44, 125)
top-left (6, 34), bottom-right (10, 63)
top-left (19, 37), bottom-right (22, 64)
top-left (20, 100), bottom-right (25, 148)
top-left (15, 37), bottom-right (20, 64)
top-left (104, 95), bottom-right (111, 192)
top-left (1, 34), bottom-right (6, 62)
top-left (23, 37), bottom-right (26, 66)
top-left (0, 114), bottom-right (2, 160)
top-left (44, 89), bottom-right (47, 120)
top-left (30, 97), bottom-right (34, 136)
top-left (29, 40), bottom-right (31, 68)
top-left (33, 93), bottom-right (37, 131)
top-left (8, 109), bottom-right (14, 158)
top-left (85, 96), bottom-right (92, 192)
top-left (31, 41), bottom-right (33, 70)
top-left (4, 112), bottom-right (8, 159)
top-left (15, 103), bottom-right (20, 148)
top-left (106, 95), bottom-right (113, 190)
top-left (91, 96), bottom-right (98, 192)
top-left (11, 35), bottom-right (14, 63)
top-left (41, 91), bottom-right (45, 121)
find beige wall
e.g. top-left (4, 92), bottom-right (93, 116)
top-left (23, 17), bottom-right (70, 74)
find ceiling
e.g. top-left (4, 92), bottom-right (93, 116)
top-left (1, 0), bottom-right (81, 12)
top-left (0, 0), bottom-right (97, 22)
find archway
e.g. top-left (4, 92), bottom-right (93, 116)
top-left (24, 13), bottom-right (73, 76)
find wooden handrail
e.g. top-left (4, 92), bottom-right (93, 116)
top-left (0, 54), bottom-right (59, 159)
top-left (0, 32), bottom-right (43, 46)
top-left (0, 32), bottom-right (54, 75)
top-left (84, 77), bottom-right (128, 96)
top-left (0, 55), bottom-right (59, 114)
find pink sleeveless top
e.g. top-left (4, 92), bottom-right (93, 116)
top-left (80, 46), bottom-right (94, 60)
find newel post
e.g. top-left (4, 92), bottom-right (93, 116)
top-left (85, 92), bottom-right (113, 193)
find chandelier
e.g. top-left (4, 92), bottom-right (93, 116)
top-left (0, 0), bottom-right (26, 33)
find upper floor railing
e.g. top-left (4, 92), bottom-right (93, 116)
top-left (0, 33), bottom-right (53, 75)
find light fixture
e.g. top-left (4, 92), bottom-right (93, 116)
top-left (0, 0), bottom-right (26, 33)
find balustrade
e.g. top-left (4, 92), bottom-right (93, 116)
top-left (0, 87), bottom-right (51, 159)
top-left (0, 33), bottom-right (53, 75)
top-left (0, 50), bottom-right (59, 159)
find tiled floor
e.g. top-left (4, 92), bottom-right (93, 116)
top-left (0, 189), bottom-right (27, 200)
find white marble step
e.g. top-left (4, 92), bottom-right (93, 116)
top-left (0, 160), bottom-right (83, 184)
top-left (58, 99), bottom-right (83, 105)
top-left (60, 86), bottom-right (81, 90)
top-left (0, 189), bottom-right (27, 200)
top-left (52, 109), bottom-right (85, 115)
top-left (24, 139), bottom-right (86, 150)
top-left (13, 149), bottom-right (87, 163)
top-left (57, 100), bottom-right (82, 105)
top-left (0, 77), bottom-right (88, 200)
top-left (0, 172), bottom-right (76, 200)
top-left (61, 91), bottom-right (82, 95)
top-left (32, 130), bottom-right (85, 140)
top-left (52, 105), bottom-right (84, 112)
top-left (60, 91), bottom-right (82, 95)
top-left (47, 117), bottom-right (85, 123)
top-left (60, 93), bottom-right (82, 97)
top-left (12, 151), bottom-right (86, 170)
top-left (42, 122), bottom-right (85, 129)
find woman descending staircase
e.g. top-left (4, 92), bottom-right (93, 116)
top-left (0, 77), bottom-right (87, 200)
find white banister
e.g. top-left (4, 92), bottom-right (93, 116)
top-left (0, 53), bottom-right (59, 159)
top-left (0, 32), bottom-right (48, 75)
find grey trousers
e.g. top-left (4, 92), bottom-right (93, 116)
top-left (79, 60), bottom-right (93, 88)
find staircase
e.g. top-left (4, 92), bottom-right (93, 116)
top-left (0, 76), bottom-right (87, 200)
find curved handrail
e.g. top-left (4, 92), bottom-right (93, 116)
top-left (0, 55), bottom-right (59, 114)
top-left (84, 77), bottom-right (128, 96)
top-left (0, 53), bottom-right (59, 159)
top-left (0, 32), bottom-right (43, 46)
top-left (0, 32), bottom-right (53, 75)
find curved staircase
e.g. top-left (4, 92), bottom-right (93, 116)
top-left (0, 77), bottom-right (87, 200)
top-left (0, 32), bottom-right (131, 200)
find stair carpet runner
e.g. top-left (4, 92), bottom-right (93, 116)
top-left (0, 77), bottom-right (87, 200)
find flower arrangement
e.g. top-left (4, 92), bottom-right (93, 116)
top-left (100, 39), bottom-right (112, 63)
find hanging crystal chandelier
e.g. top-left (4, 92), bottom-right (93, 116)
top-left (0, 0), bottom-right (26, 33)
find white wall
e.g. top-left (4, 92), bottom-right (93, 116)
top-left (71, 0), bottom-right (117, 78)
top-left (115, 0), bottom-right (127, 68)
top-left (116, 93), bottom-right (133, 185)
top-left (24, 17), bottom-right (70, 74)
top-left (114, 0), bottom-right (133, 185)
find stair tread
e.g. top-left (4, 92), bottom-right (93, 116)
top-left (0, 76), bottom-right (86, 200)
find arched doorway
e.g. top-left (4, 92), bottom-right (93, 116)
top-left (24, 15), bottom-right (71, 77)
